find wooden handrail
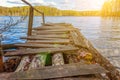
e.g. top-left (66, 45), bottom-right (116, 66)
top-left (21, 0), bottom-right (45, 36)
top-left (22, 0), bottom-right (43, 14)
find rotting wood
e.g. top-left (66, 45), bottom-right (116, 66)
top-left (70, 31), bottom-right (81, 46)
top-left (21, 36), bottom-right (68, 40)
top-left (15, 56), bottom-right (32, 72)
top-left (9, 63), bottom-right (108, 80)
top-left (21, 37), bottom-right (68, 40)
top-left (52, 53), bottom-right (66, 80)
top-left (41, 25), bottom-right (69, 28)
top-left (32, 31), bottom-right (68, 35)
top-left (52, 53), bottom-right (64, 66)
top-left (75, 29), bottom-right (88, 48)
top-left (87, 43), bottom-right (120, 79)
top-left (15, 43), bottom-right (69, 48)
top-left (0, 73), bottom-right (13, 80)
top-left (22, 34), bottom-right (69, 38)
top-left (28, 53), bottom-right (50, 70)
top-left (4, 57), bottom-right (21, 72)
top-left (64, 53), bottom-right (103, 79)
top-left (43, 23), bottom-right (72, 27)
top-left (4, 46), bottom-right (79, 56)
top-left (33, 27), bottom-right (71, 30)
top-left (1, 44), bottom-right (17, 50)
top-left (2, 23), bottom-right (120, 79)
top-left (32, 30), bottom-right (68, 33)
top-left (34, 29), bottom-right (76, 32)
top-left (75, 29), bottom-right (120, 79)
top-left (51, 77), bottom-right (102, 80)
top-left (38, 24), bottom-right (71, 28)
top-left (3, 49), bottom-right (16, 52)
top-left (27, 39), bottom-right (70, 44)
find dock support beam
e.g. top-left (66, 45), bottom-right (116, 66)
top-left (0, 34), bottom-right (3, 72)
top-left (28, 7), bottom-right (34, 36)
top-left (42, 13), bottom-right (45, 25)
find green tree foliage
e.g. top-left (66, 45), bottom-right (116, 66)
top-left (0, 6), bottom-right (100, 16)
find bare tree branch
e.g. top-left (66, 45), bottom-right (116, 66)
top-left (0, 14), bottom-right (28, 34)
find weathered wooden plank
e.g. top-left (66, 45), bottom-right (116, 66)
top-left (63, 53), bottom-right (101, 80)
top-left (22, 34), bottom-right (69, 38)
top-left (41, 25), bottom-right (67, 28)
top-left (28, 53), bottom-right (51, 70)
top-left (51, 77), bottom-right (102, 80)
top-left (21, 36), bottom-right (68, 40)
top-left (33, 25), bottom-right (72, 28)
top-left (43, 23), bottom-right (72, 26)
top-left (32, 31), bottom-right (68, 35)
top-left (33, 27), bottom-right (70, 30)
top-left (52, 53), bottom-right (64, 66)
top-left (4, 46), bottom-right (79, 56)
top-left (75, 29), bottom-right (88, 48)
top-left (1, 44), bottom-right (17, 50)
top-left (15, 56), bottom-right (31, 72)
top-left (28, 55), bottom-right (44, 70)
top-left (0, 73), bottom-right (14, 80)
top-left (70, 31), bottom-right (81, 46)
top-left (15, 43), bottom-right (68, 48)
top-left (33, 29), bottom-right (68, 32)
top-left (27, 39), bottom-right (70, 44)
top-left (52, 53), bottom-right (65, 80)
top-left (9, 63), bottom-right (107, 80)
top-left (34, 29), bottom-right (76, 32)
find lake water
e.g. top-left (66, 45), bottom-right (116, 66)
top-left (1, 16), bottom-right (120, 48)
top-left (0, 16), bottom-right (120, 70)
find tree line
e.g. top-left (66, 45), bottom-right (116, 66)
top-left (1, 0), bottom-right (120, 17)
top-left (0, 6), bottom-right (100, 16)
top-left (101, 0), bottom-right (120, 16)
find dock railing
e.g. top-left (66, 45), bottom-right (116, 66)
top-left (22, 0), bottom-right (45, 36)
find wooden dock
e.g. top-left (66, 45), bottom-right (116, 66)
top-left (0, 23), bottom-right (119, 80)
top-left (0, 0), bottom-right (120, 80)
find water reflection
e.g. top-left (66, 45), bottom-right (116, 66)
top-left (0, 16), bottom-right (120, 47)
top-left (100, 17), bottom-right (120, 39)
top-left (90, 17), bottom-right (120, 49)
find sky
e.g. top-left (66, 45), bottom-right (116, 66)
top-left (0, 0), bottom-right (106, 11)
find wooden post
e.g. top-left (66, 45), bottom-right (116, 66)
top-left (28, 7), bottom-right (34, 36)
top-left (0, 34), bottom-right (3, 72)
top-left (42, 13), bottom-right (45, 25)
